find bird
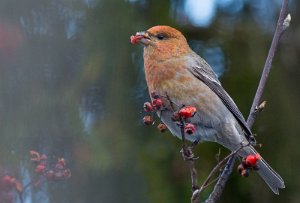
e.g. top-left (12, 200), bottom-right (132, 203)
top-left (130, 25), bottom-right (284, 194)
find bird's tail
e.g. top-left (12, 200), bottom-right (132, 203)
top-left (240, 146), bottom-right (285, 194)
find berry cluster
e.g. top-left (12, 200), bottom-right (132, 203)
top-left (0, 150), bottom-right (71, 203)
top-left (30, 150), bottom-right (71, 181)
top-left (142, 91), bottom-right (167, 133)
top-left (172, 106), bottom-right (197, 135)
top-left (237, 153), bottom-right (261, 177)
top-left (142, 91), bottom-right (197, 135)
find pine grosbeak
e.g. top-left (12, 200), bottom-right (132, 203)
top-left (131, 25), bottom-right (284, 194)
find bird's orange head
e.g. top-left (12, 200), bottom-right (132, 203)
top-left (131, 25), bottom-right (191, 61)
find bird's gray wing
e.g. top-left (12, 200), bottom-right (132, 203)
top-left (188, 59), bottom-right (255, 143)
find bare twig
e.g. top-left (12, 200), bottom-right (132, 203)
top-left (165, 93), bottom-right (200, 191)
top-left (200, 146), bottom-right (245, 191)
top-left (202, 1), bottom-right (290, 202)
top-left (191, 145), bottom-right (246, 202)
top-left (180, 118), bottom-right (188, 150)
top-left (17, 192), bottom-right (24, 203)
top-left (205, 155), bottom-right (236, 203)
top-left (189, 160), bottom-right (199, 191)
top-left (247, 0), bottom-right (290, 128)
top-left (16, 177), bottom-right (44, 203)
top-left (179, 112), bottom-right (199, 191)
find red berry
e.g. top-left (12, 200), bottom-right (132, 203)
top-left (2, 175), bottom-right (15, 188)
top-left (58, 158), bottom-right (66, 167)
top-left (63, 169), bottom-right (72, 179)
top-left (179, 106), bottom-right (197, 119)
top-left (130, 35), bottom-right (143, 44)
top-left (143, 115), bottom-right (154, 125)
top-left (157, 123), bottom-right (167, 133)
top-left (184, 123), bottom-right (196, 135)
top-left (152, 98), bottom-right (163, 110)
top-left (143, 102), bottom-right (153, 112)
top-left (2, 175), bottom-right (12, 183)
top-left (35, 164), bottom-right (46, 174)
top-left (245, 154), bottom-right (261, 167)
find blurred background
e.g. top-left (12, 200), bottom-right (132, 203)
top-left (0, 0), bottom-right (299, 202)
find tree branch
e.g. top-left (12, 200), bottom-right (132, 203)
top-left (201, 1), bottom-right (290, 202)
top-left (247, 0), bottom-right (290, 128)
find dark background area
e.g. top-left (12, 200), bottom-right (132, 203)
top-left (0, 0), bottom-right (299, 202)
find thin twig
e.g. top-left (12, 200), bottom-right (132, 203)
top-left (16, 176), bottom-right (43, 203)
top-left (179, 117), bottom-right (199, 191)
top-left (165, 94), bottom-right (200, 191)
top-left (202, 1), bottom-right (290, 202)
top-left (17, 191), bottom-right (24, 203)
top-left (191, 145), bottom-right (245, 202)
top-left (205, 155), bottom-right (236, 203)
top-left (200, 146), bottom-right (245, 190)
top-left (188, 153), bottom-right (199, 191)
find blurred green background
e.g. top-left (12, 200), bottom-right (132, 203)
top-left (0, 0), bottom-right (299, 202)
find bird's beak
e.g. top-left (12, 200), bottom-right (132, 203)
top-left (130, 31), bottom-right (151, 45)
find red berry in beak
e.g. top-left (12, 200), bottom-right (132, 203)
top-left (130, 35), bottom-right (143, 44)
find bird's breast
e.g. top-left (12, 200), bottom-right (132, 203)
top-left (144, 59), bottom-right (231, 126)
top-left (144, 59), bottom-right (193, 96)
top-left (145, 61), bottom-right (208, 102)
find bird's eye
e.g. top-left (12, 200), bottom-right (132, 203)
top-left (156, 33), bottom-right (166, 40)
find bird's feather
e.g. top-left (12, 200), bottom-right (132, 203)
top-left (187, 56), bottom-right (255, 142)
